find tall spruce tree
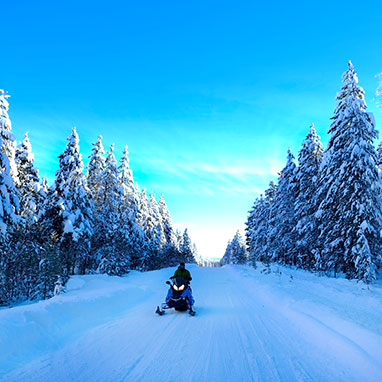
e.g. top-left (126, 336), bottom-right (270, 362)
top-left (117, 147), bottom-right (146, 270)
top-left (180, 229), bottom-right (196, 263)
top-left (158, 195), bottom-right (174, 244)
top-left (268, 149), bottom-right (298, 265)
top-left (294, 124), bottom-right (323, 269)
top-left (220, 239), bottom-right (232, 265)
top-left (316, 61), bottom-right (382, 281)
top-left (118, 145), bottom-right (134, 197)
top-left (229, 231), bottom-right (247, 264)
top-left (97, 144), bottom-right (130, 275)
top-left (51, 128), bottom-right (93, 274)
top-left (0, 89), bottom-right (20, 236)
top-left (141, 224), bottom-right (162, 271)
top-left (0, 90), bottom-right (18, 181)
top-left (158, 194), bottom-right (179, 266)
top-left (137, 189), bottom-right (155, 240)
top-left (246, 181), bottom-right (277, 266)
top-left (15, 132), bottom-right (42, 224)
top-left (149, 192), bottom-right (166, 248)
top-left (87, 135), bottom-right (106, 202)
top-left (246, 195), bottom-right (268, 266)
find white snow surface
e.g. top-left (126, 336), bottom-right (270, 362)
top-left (1, 264), bottom-right (382, 382)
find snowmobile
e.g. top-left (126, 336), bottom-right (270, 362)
top-left (156, 277), bottom-right (195, 316)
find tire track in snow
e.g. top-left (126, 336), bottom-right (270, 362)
top-left (226, 265), bottom-right (382, 382)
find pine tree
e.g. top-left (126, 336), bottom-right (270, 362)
top-left (149, 192), bottom-right (161, 226)
top-left (142, 224), bottom-right (163, 271)
top-left (120, 186), bottom-right (146, 270)
top-left (316, 61), bottom-right (382, 281)
top-left (246, 195), bottom-right (268, 266)
top-left (118, 145), bottom-right (134, 197)
top-left (268, 149), bottom-right (298, 265)
top-left (86, 135), bottom-right (106, 202)
top-left (15, 132), bottom-right (42, 223)
top-left (0, 89), bottom-right (18, 181)
top-left (158, 195), bottom-right (174, 243)
top-left (294, 124), bottom-right (323, 269)
top-left (137, 189), bottom-right (156, 240)
top-left (97, 144), bottom-right (130, 275)
top-left (149, 192), bottom-right (166, 248)
top-left (51, 127), bottom-right (93, 274)
top-left (180, 229), bottom-right (196, 263)
top-left (263, 181), bottom-right (278, 264)
top-left (220, 240), bottom-right (232, 265)
top-left (158, 194), bottom-right (177, 267)
top-left (0, 89), bottom-right (20, 237)
top-left (229, 231), bottom-right (247, 264)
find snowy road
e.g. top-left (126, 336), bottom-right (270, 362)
top-left (1, 264), bottom-right (382, 382)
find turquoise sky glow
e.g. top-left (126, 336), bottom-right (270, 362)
top-left (2, 0), bottom-right (382, 259)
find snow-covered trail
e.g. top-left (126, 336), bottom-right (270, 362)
top-left (1, 264), bottom-right (382, 382)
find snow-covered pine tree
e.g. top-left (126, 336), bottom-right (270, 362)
top-left (86, 135), bottom-right (106, 202)
top-left (229, 231), bottom-right (247, 264)
top-left (0, 89), bottom-right (20, 237)
top-left (316, 61), bottom-right (382, 282)
top-left (149, 192), bottom-right (166, 247)
top-left (158, 194), bottom-right (174, 244)
top-left (141, 224), bottom-right (163, 271)
top-left (15, 132), bottom-right (43, 224)
top-left (294, 124), bottom-right (323, 269)
top-left (41, 176), bottom-right (49, 193)
top-left (180, 229), bottom-right (196, 263)
top-left (124, 188), bottom-right (147, 270)
top-left (192, 243), bottom-right (198, 261)
top-left (174, 229), bottom-right (183, 252)
top-left (149, 192), bottom-right (161, 226)
top-left (116, 145), bottom-right (147, 270)
top-left (220, 240), bottom-right (232, 265)
top-left (157, 194), bottom-right (179, 267)
top-left (118, 145), bottom-right (134, 197)
top-left (87, 137), bottom-right (117, 272)
top-left (262, 181), bottom-right (278, 265)
top-left (268, 149), bottom-right (298, 265)
top-left (246, 195), bottom-right (268, 266)
top-left (123, 213), bottom-right (147, 271)
top-left (136, 189), bottom-right (155, 240)
top-left (51, 127), bottom-right (93, 274)
top-left (97, 144), bottom-right (130, 275)
top-left (0, 89), bottom-right (18, 181)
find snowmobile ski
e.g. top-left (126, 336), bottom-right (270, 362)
top-left (155, 306), bottom-right (165, 316)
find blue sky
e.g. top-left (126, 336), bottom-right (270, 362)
top-left (2, 0), bottom-right (382, 259)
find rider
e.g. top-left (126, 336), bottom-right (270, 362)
top-left (171, 262), bottom-right (192, 282)
top-left (167, 262), bottom-right (195, 312)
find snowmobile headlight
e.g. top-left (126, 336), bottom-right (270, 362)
top-left (178, 285), bottom-right (185, 291)
top-left (173, 284), bottom-right (179, 291)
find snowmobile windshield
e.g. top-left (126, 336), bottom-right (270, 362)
top-left (173, 277), bottom-right (188, 287)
